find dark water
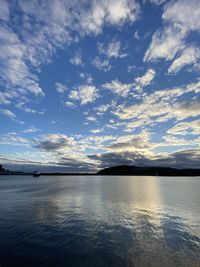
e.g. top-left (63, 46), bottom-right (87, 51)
top-left (0, 175), bottom-right (200, 267)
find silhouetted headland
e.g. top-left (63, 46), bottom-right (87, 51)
top-left (97, 165), bottom-right (200, 176)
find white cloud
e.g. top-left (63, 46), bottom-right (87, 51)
top-left (0, 0), bottom-right (140, 108)
top-left (113, 80), bottom-right (200, 131)
top-left (0, 109), bottom-right (16, 119)
top-left (149, 0), bottom-right (166, 5)
top-left (90, 128), bottom-right (104, 134)
top-left (144, 0), bottom-right (200, 72)
top-left (127, 65), bottom-right (136, 72)
top-left (102, 69), bottom-right (155, 97)
top-left (23, 127), bottom-right (39, 133)
top-left (98, 39), bottom-right (127, 58)
top-left (55, 82), bottom-right (67, 93)
top-left (167, 119), bottom-right (200, 136)
top-left (79, 0), bottom-right (140, 34)
top-left (92, 57), bottom-right (111, 71)
top-left (94, 104), bottom-right (109, 114)
top-left (69, 85), bottom-right (99, 105)
top-left (79, 73), bottom-right (93, 84)
top-left (134, 30), bottom-right (140, 40)
top-left (144, 26), bottom-right (185, 62)
top-left (168, 47), bottom-right (200, 74)
top-left (103, 79), bottom-right (133, 97)
top-left (86, 116), bottom-right (97, 122)
top-left (0, 25), bottom-right (45, 97)
top-left (70, 54), bottom-right (82, 66)
top-left (135, 68), bottom-right (156, 90)
top-left (65, 101), bottom-right (75, 108)
top-left (16, 102), bottom-right (45, 115)
top-left (162, 0), bottom-right (200, 32)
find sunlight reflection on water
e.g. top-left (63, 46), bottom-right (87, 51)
top-left (0, 175), bottom-right (199, 267)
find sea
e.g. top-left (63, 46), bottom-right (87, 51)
top-left (0, 175), bottom-right (199, 267)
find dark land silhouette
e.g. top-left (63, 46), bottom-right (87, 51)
top-left (1, 164), bottom-right (200, 176)
top-left (97, 165), bottom-right (200, 176)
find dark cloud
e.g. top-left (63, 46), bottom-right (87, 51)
top-left (33, 134), bottom-right (75, 151)
top-left (88, 149), bottom-right (200, 169)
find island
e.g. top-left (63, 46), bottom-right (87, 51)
top-left (97, 165), bottom-right (200, 176)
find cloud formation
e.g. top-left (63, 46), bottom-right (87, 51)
top-left (144, 0), bottom-right (200, 72)
top-left (69, 85), bottom-right (99, 105)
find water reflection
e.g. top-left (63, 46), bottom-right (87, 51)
top-left (0, 175), bottom-right (199, 267)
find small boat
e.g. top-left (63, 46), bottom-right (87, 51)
top-left (33, 171), bottom-right (40, 177)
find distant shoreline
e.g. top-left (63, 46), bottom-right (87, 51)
top-left (1, 164), bottom-right (200, 177)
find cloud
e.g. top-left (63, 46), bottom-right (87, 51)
top-left (92, 39), bottom-right (127, 72)
top-left (65, 101), bottom-right (75, 108)
top-left (69, 85), bottom-right (99, 105)
top-left (86, 116), bottom-right (97, 122)
top-left (98, 39), bottom-right (127, 58)
top-left (90, 128), bottom-right (104, 134)
top-left (23, 127), bottom-right (39, 133)
top-left (92, 56), bottom-right (111, 71)
top-left (0, 151), bottom-right (97, 173)
top-left (144, 0), bottom-right (200, 72)
top-left (0, 25), bottom-right (44, 99)
top-left (149, 0), bottom-right (166, 5)
top-left (134, 30), bottom-right (140, 40)
top-left (103, 79), bottom-right (133, 97)
top-left (135, 68), bottom-right (156, 91)
top-left (144, 26), bottom-right (185, 62)
top-left (94, 104), bottom-right (110, 115)
top-left (55, 82), bottom-right (68, 93)
top-left (113, 80), bottom-right (200, 131)
top-left (70, 53), bottom-right (82, 66)
top-left (102, 69), bottom-right (155, 97)
top-left (162, 0), bottom-right (200, 32)
top-left (16, 102), bottom-right (45, 115)
top-left (0, 109), bottom-right (16, 119)
top-left (0, 0), bottom-right (140, 109)
top-left (34, 134), bottom-right (76, 152)
top-left (167, 119), bottom-right (200, 136)
top-left (79, 73), bottom-right (93, 84)
top-left (127, 65), bottom-right (136, 72)
top-left (168, 47), bottom-right (200, 74)
top-left (79, 0), bottom-right (140, 34)
top-left (107, 132), bottom-right (153, 152)
top-left (0, 133), bottom-right (28, 146)
top-left (0, 0), bottom-right (10, 21)
top-left (89, 148), bottom-right (200, 169)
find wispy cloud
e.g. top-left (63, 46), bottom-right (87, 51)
top-left (70, 53), bottom-right (83, 66)
top-left (92, 57), bottom-right (111, 72)
top-left (103, 80), bottom-right (133, 97)
top-left (55, 82), bottom-right (68, 93)
top-left (0, 109), bottom-right (16, 119)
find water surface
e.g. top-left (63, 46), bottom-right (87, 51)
top-left (0, 175), bottom-right (199, 267)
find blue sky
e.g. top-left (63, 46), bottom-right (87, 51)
top-left (0, 0), bottom-right (200, 172)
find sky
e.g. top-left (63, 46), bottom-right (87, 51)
top-left (0, 0), bottom-right (200, 172)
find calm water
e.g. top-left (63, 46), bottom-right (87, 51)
top-left (0, 175), bottom-right (200, 267)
